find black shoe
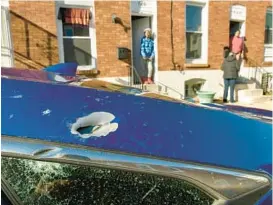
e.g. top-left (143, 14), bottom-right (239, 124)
top-left (223, 99), bottom-right (228, 103)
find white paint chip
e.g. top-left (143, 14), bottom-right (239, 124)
top-left (10, 95), bottom-right (23, 98)
top-left (42, 109), bottom-right (51, 116)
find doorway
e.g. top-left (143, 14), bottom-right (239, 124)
top-left (229, 20), bottom-right (246, 69)
top-left (229, 20), bottom-right (246, 38)
top-left (229, 21), bottom-right (242, 37)
top-left (131, 15), bottom-right (152, 84)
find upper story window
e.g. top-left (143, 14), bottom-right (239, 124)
top-left (264, 7), bottom-right (272, 62)
top-left (186, 3), bottom-right (208, 64)
top-left (186, 5), bottom-right (202, 59)
top-left (57, 6), bottom-right (96, 70)
top-left (264, 7), bottom-right (272, 45)
top-left (2, 157), bottom-right (214, 205)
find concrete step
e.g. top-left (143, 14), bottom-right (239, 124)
top-left (235, 83), bottom-right (256, 90)
top-left (237, 89), bottom-right (263, 98)
top-left (238, 95), bottom-right (272, 104)
top-left (143, 84), bottom-right (162, 93)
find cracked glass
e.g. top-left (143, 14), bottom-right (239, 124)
top-left (2, 157), bottom-right (214, 205)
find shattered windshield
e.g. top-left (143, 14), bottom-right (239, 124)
top-left (2, 157), bottom-right (214, 205)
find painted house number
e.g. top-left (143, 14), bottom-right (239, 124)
top-left (233, 10), bottom-right (242, 15)
top-left (230, 5), bottom-right (246, 21)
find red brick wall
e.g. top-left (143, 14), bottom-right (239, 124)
top-left (209, 1), bottom-right (272, 68)
top-left (208, 1), bottom-right (230, 69)
top-left (244, 1), bottom-right (272, 67)
top-left (94, 1), bottom-right (131, 77)
top-left (157, 1), bottom-right (272, 71)
top-left (9, 1), bottom-right (271, 74)
top-left (157, 1), bottom-right (185, 71)
top-left (10, 1), bottom-right (59, 69)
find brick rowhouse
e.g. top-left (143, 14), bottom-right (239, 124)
top-left (8, 1), bottom-right (272, 77)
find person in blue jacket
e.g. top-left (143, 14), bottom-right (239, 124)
top-left (140, 28), bottom-right (155, 84)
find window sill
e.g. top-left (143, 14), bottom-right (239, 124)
top-left (77, 66), bottom-right (96, 71)
top-left (264, 44), bottom-right (273, 48)
top-left (184, 64), bottom-right (210, 69)
top-left (262, 61), bottom-right (273, 66)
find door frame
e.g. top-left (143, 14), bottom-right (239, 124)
top-left (229, 4), bottom-right (247, 70)
top-left (229, 20), bottom-right (246, 38)
top-left (130, 13), bottom-right (158, 84)
top-left (229, 19), bottom-right (246, 69)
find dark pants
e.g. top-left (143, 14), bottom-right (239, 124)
top-left (223, 78), bottom-right (236, 102)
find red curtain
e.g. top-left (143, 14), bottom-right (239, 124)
top-left (64, 8), bottom-right (90, 26)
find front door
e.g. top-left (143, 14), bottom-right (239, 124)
top-left (229, 21), bottom-right (241, 37)
top-left (132, 16), bottom-right (150, 84)
top-left (229, 21), bottom-right (246, 38)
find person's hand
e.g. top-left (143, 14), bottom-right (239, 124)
top-left (241, 53), bottom-right (244, 59)
top-left (149, 57), bottom-right (153, 61)
top-left (143, 57), bottom-right (147, 60)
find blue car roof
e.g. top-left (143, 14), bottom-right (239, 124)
top-left (2, 77), bottom-right (272, 174)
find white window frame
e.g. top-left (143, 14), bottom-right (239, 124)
top-left (185, 1), bottom-right (208, 64)
top-left (264, 7), bottom-right (272, 62)
top-left (55, 2), bottom-right (97, 70)
top-left (1, 2), bottom-right (14, 67)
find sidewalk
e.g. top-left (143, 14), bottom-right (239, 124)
top-left (229, 100), bottom-right (272, 111)
top-left (211, 98), bottom-right (272, 111)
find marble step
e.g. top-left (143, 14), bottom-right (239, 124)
top-left (237, 89), bottom-right (263, 98)
top-left (238, 95), bottom-right (272, 104)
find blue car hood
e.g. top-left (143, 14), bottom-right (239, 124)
top-left (1, 78), bottom-right (272, 175)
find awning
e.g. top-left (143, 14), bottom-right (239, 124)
top-left (58, 8), bottom-right (91, 26)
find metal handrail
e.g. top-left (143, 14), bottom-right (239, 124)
top-left (155, 81), bottom-right (184, 99)
top-left (245, 58), bottom-right (272, 94)
top-left (130, 65), bottom-right (184, 99)
top-left (247, 58), bottom-right (270, 74)
top-left (130, 65), bottom-right (143, 90)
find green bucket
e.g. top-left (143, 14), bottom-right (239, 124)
top-left (196, 91), bottom-right (216, 104)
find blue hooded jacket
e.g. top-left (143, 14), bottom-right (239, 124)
top-left (140, 37), bottom-right (155, 58)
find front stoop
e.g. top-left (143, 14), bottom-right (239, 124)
top-left (235, 82), bottom-right (256, 90)
top-left (233, 83), bottom-right (255, 101)
top-left (143, 84), bottom-right (168, 95)
top-left (237, 95), bottom-right (272, 104)
top-left (237, 88), bottom-right (272, 104)
top-left (143, 84), bottom-right (159, 92)
top-left (238, 89), bottom-right (263, 98)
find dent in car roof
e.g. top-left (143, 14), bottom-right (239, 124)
top-left (1, 77), bottom-right (272, 175)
